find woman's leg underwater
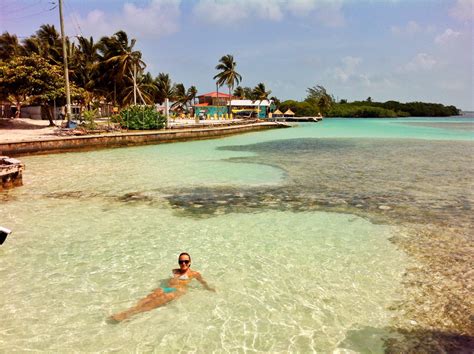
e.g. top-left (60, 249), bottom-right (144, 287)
top-left (110, 288), bottom-right (180, 322)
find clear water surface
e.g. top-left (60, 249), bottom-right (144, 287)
top-left (1, 117), bottom-right (472, 352)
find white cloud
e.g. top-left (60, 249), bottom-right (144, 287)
top-left (286, 0), bottom-right (318, 16)
top-left (192, 1), bottom-right (249, 25)
top-left (313, 1), bottom-right (345, 27)
top-left (403, 53), bottom-right (437, 72)
top-left (192, 0), bottom-right (344, 27)
top-left (391, 21), bottom-right (435, 36)
top-left (435, 28), bottom-right (462, 45)
top-left (72, 0), bottom-right (181, 39)
top-left (332, 56), bottom-right (369, 84)
top-left (391, 21), bottom-right (421, 35)
top-left (449, 0), bottom-right (474, 22)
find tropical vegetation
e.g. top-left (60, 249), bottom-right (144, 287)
top-left (115, 105), bottom-right (166, 130)
top-left (214, 54), bottom-right (242, 114)
top-left (280, 86), bottom-right (460, 117)
top-left (0, 25), bottom-right (197, 127)
top-left (0, 23), bottom-right (461, 126)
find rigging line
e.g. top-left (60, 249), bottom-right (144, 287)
top-left (63, 0), bottom-right (84, 38)
top-left (65, 11), bottom-right (81, 39)
top-left (68, 2), bottom-right (84, 35)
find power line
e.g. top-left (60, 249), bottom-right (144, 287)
top-left (1, 1), bottom-right (57, 22)
top-left (1, 0), bottom-right (43, 14)
top-left (63, 0), bottom-right (84, 38)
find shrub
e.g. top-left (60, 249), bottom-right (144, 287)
top-left (118, 106), bottom-right (166, 130)
top-left (81, 109), bottom-right (98, 129)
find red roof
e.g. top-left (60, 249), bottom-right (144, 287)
top-left (198, 91), bottom-right (233, 98)
top-left (194, 103), bottom-right (209, 107)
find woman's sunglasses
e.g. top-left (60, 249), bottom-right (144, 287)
top-left (178, 260), bottom-right (190, 264)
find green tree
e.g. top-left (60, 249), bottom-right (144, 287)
top-left (213, 54), bottom-right (242, 114)
top-left (270, 96), bottom-right (280, 108)
top-left (154, 73), bottom-right (175, 104)
top-left (317, 95), bottom-right (332, 115)
top-left (0, 54), bottom-right (84, 125)
top-left (70, 36), bottom-right (101, 108)
top-left (252, 83), bottom-right (272, 118)
top-left (172, 83), bottom-right (189, 112)
top-left (122, 71), bottom-right (156, 105)
top-left (187, 85), bottom-right (198, 105)
top-left (22, 24), bottom-right (63, 65)
top-left (0, 32), bottom-right (24, 61)
top-left (97, 31), bottom-right (145, 106)
top-left (233, 86), bottom-right (245, 99)
top-left (243, 86), bottom-right (254, 100)
top-left (305, 85), bottom-right (334, 115)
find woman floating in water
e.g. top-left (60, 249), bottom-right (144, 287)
top-left (110, 252), bottom-right (215, 322)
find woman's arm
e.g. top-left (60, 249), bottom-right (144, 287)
top-left (195, 272), bottom-right (216, 292)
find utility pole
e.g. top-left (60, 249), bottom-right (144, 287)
top-left (58, 0), bottom-right (72, 122)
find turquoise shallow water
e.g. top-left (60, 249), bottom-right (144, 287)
top-left (1, 118), bottom-right (473, 352)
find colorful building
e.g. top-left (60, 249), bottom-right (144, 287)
top-left (193, 92), bottom-right (274, 119)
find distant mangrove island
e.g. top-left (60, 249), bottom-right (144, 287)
top-left (278, 86), bottom-right (460, 118)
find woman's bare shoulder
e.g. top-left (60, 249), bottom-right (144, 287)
top-left (190, 269), bottom-right (201, 278)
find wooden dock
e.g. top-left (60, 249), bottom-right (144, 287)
top-left (0, 156), bottom-right (24, 190)
top-left (273, 117), bottom-right (323, 123)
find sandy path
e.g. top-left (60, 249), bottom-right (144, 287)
top-left (0, 118), bottom-right (248, 143)
top-left (0, 119), bottom-right (61, 142)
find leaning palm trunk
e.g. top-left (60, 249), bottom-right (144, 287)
top-left (228, 86), bottom-right (232, 117)
top-left (136, 87), bottom-right (147, 105)
top-left (132, 64), bottom-right (137, 105)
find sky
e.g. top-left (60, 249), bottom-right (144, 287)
top-left (1, 0), bottom-right (473, 110)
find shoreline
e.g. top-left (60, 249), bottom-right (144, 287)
top-left (0, 119), bottom-right (289, 157)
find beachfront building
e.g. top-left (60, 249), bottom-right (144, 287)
top-left (193, 92), bottom-right (232, 119)
top-left (229, 99), bottom-right (273, 118)
top-left (193, 92), bottom-right (274, 119)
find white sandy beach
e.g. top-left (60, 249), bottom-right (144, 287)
top-left (0, 118), bottom-right (59, 142)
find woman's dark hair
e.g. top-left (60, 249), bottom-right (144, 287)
top-left (178, 252), bottom-right (191, 261)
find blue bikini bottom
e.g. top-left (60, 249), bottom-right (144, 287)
top-left (162, 287), bottom-right (177, 293)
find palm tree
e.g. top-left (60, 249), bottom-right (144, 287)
top-left (243, 86), bottom-right (254, 100)
top-left (252, 83), bottom-right (271, 118)
top-left (97, 31), bottom-right (145, 106)
top-left (186, 85), bottom-right (198, 122)
top-left (172, 83), bottom-right (189, 112)
top-left (154, 73), bottom-right (175, 104)
top-left (0, 32), bottom-right (24, 61)
top-left (187, 85), bottom-right (198, 105)
top-left (213, 54), bottom-right (242, 115)
top-left (24, 25), bottom-right (63, 65)
top-left (122, 71), bottom-right (156, 105)
top-left (270, 96), bottom-right (280, 108)
top-left (71, 36), bottom-right (101, 108)
top-left (233, 86), bottom-right (245, 99)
